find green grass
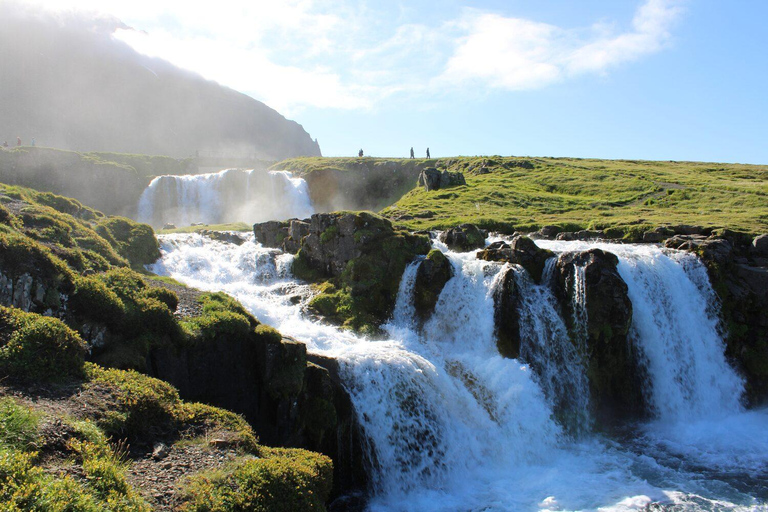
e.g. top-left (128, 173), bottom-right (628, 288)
top-left (158, 222), bottom-right (252, 234)
top-left (280, 156), bottom-right (768, 236)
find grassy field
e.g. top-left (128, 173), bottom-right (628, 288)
top-left (356, 156), bottom-right (768, 236)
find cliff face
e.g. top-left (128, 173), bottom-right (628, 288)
top-left (0, 10), bottom-right (321, 160)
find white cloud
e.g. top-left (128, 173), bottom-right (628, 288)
top-left (440, 0), bottom-right (682, 91)
top-left (13, 0), bottom-right (684, 111)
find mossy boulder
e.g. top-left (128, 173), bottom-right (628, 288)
top-left (413, 249), bottom-right (453, 323)
top-left (294, 211), bottom-right (430, 333)
top-left (95, 216), bottom-right (160, 267)
top-left (0, 307), bottom-right (87, 381)
top-left (477, 236), bottom-right (554, 283)
top-left (554, 249), bottom-right (643, 425)
top-left (439, 224), bottom-right (486, 252)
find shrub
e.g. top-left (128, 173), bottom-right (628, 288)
top-left (85, 364), bottom-right (180, 440)
top-left (176, 402), bottom-right (258, 451)
top-left (184, 310), bottom-right (253, 342)
top-left (96, 217), bottom-right (161, 267)
top-left (70, 276), bottom-right (126, 327)
top-left (181, 448), bottom-right (333, 512)
top-left (142, 286), bottom-right (179, 312)
top-left (0, 307), bottom-right (87, 381)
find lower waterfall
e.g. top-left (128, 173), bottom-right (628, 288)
top-left (149, 233), bottom-right (768, 511)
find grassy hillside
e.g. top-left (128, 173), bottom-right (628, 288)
top-left (360, 156), bottom-right (768, 236)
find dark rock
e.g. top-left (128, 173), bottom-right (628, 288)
top-left (282, 220), bottom-right (311, 254)
top-left (671, 224), bottom-right (707, 236)
top-left (162, 223), bottom-right (177, 230)
top-left (532, 225), bottom-right (562, 240)
top-left (556, 230), bottom-right (603, 241)
top-left (199, 230), bottom-right (246, 246)
top-left (493, 266), bottom-right (520, 358)
top-left (642, 226), bottom-right (673, 243)
top-left (417, 168), bottom-right (466, 191)
top-left (152, 442), bottom-right (169, 460)
top-left (477, 235), bottom-right (554, 283)
top-left (439, 224), bottom-right (486, 252)
top-left (253, 220), bottom-right (289, 249)
top-left (413, 249), bottom-right (454, 322)
top-left (306, 354), bottom-right (370, 498)
top-left (753, 234), bottom-right (768, 257)
top-left (554, 249), bottom-right (643, 424)
top-left (293, 212), bottom-right (431, 330)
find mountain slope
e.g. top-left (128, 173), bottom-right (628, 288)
top-left (0, 8), bottom-right (321, 160)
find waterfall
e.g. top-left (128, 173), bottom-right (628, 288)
top-left (149, 234), bottom-right (768, 510)
top-left (515, 259), bottom-right (591, 434)
top-left (137, 168), bottom-right (313, 227)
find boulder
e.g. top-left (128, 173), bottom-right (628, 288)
top-left (199, 230), bottom-right (246, 246)
top-left (293, 212), bottom-right (431, 330)
top-left (753, 234), bottom-right (768, 257)
top-left (642, 226), bottom-right (674, 243)
top-left (554, 249), bottom-right (643, 424)
top-left (439, 224), bottom-right (486, 252)
top-left (477, 235), bottom-right (554, 283)
top-left (253, 220), bottom-right (290, 249)
top-left (283, 220), bottom-right (311, 254)
top-left (413, 249), bottom-right (454, 322)
top-left (531, 225), bottom-right (562, 240)
top-left (417, 168), bottom-right (466, 191)
top-left (556, 230), bottom-right (602, 241)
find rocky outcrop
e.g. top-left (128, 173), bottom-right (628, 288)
top-left (530, 225), bottom-right (562, 240)
top-left (554, 249), bottom-right (643, 424)
top-left (439, 224), bottom-right (486, 252)
top-left (294, 212), bottom-right (431, 332)
top-left (253, 219), bottom-right (310, 254)
top-left (556, 230), bottom-right (603, 241)
top-left (413, 249), bottom-right (454, 322)
top-left (477, 236), bottom-right (554, 283)
top-left (199, 230), bottom-right (246, 246)
top-left (417, 168), bottom-right (467, 191)
top-left (753, 234), bottom-right (768, 257)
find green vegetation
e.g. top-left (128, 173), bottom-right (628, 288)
top-left (159, 222), bottom-right (252, 234)
top-left (181, 447), bottom-right (333, 512)
top-left (0, 307), bottom-right (87, 381)
top-left (278, 156), bottom-right (768, 237)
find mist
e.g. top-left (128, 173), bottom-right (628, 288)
top-left (0, 5), bottom-right (321, 160)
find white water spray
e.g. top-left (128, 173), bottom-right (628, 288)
top-left (137, 168), bottom-right (313, 227)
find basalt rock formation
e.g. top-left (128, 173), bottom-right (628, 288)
top-left (554, 249), bottom-right (644, 424)
top-left (477, 236), bottom-right (554, 283)
top-left (412, 249), bottom-right (454, 323)
top-left (439, 224), bottom-right (486, 252)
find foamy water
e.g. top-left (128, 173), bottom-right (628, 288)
top-left (148, 233), bottom-right (768, 511)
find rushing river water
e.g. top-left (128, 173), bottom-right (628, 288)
top-left (149, 233), bottom-right (768, 511)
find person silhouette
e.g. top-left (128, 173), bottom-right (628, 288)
top-left (358, 149), bottom-right (364, 157)
top-left (410, 147), bottom-right (414, 159)
top-left (426, 147), bottom-right (430, 159)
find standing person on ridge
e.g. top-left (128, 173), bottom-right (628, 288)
top-left (426, 147), bottom-right (430, 159)
top-left (358, 148), bottom-right (364, 157)
top-left (16, 137), bottom-right (21, 146)
top-left (410, 147), bottom-right (414, 159)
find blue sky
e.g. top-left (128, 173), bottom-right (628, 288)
top-left (22, 0), bottom-right (768, 163)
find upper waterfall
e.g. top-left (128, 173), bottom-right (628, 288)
top-left (137, 168), bottom-right (314, 228)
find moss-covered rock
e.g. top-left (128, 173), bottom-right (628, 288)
top-left (0, 307), bottom-right (87, 381)
top-left (96, 216), bottom-right (160, 267)
top-left (439, 224), bottom-right (486, 252)
top-left (478, 236), bottom-right (555, 283)
top-left (294, 211), bottom-right (430, 333)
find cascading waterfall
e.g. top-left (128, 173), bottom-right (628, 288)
top-left (149, 233), bottom-right (768, 511)
top-left (137, 168), bottom-right (313, 227)
top-left (514, 259), bottom-right (592, 434)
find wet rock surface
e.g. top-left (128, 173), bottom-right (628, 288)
top-left (439, 224), bottom-right (486, 252)
top-left (477, 235), bottom-right (554, 283)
